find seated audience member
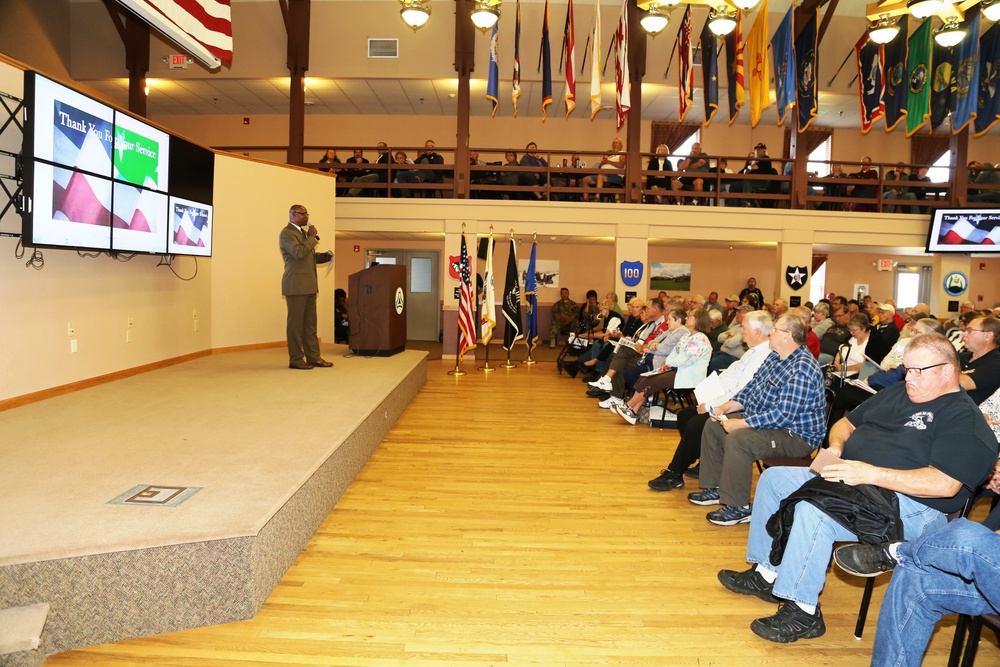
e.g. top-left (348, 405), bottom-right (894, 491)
top-left (846, 157), bottom-right (879, 210)
top-left (582, 137), bottom-right (626, 201)
top-left (614, 309), bottom-right (713, 424)
top-left (718, 333), bottom-right (998, 644)
top-left (969, 163), bottom-right (1000, 202)
top-left (648, 311), bottom-right (775, 491)
top-left (578, 290), bottom-right (602, 334)
top-left (343, 149), bottom-right (370, 192)
top-left (882, 162), bottom-right (909, 213)
top-left (587, 299), bottom-right (668, 408)
top-left (904, 166), bottom-right (933, 213)
top-left (959, 316), bottom-right (1000, 403)
top-left (723, 294), bottom-right (741, 325)
top-left (574, 298), bottom-right (645, 380)
top-left (705, 291), bottom-right (723, 315)
top-left (670, 142), bottom-right (710, 204)
top-left (836, 518), bottom-right (1000, 667)
top-left (646, 143), bottom-right (674, 204)
top-left (518, 142), bottom-right (548, 199)
top-left (707, 309), bottom-right (728, 352)
top-left (791, 306), bottom-right (820, 359)
top-left (318, 148), bottom-right (341, 172)
top-left (810, 302), bottom-right (833, 340)
top-left (348, 142), bottom-right (390, 197)
top-left (391, 151), bottom-right (416, 198)
top-left (948, 310), bottom-right (978, 352)
top-left (549, 288), bottom-right (580, 348)
top-left (872, 302), bottom-right (900, 349)
top-left (610, 307), bottom-right (691, 401)
top-left (771, 298), bottom-right (788, 318)
top-left (820, 162), bottom-right (847, 210)
top-left (732, 143), bottom-right (776, 208)
top-left (689, 315), bottom-right (826, 528)
top-left (394, 140), bottom-right (445, 194)
top-left (711, 305), bottom-right (752, 372)
top-left (560, 298), bottom-right (623, 378)
top-left (334, 288), bottom-right (349, 344)
top-left (496, 151), bottom-right (521, 194)
top-left (945, 300), bottom-right (976, 332)
top-left (830, 313), bottom-right (890, 378)
top-left (818, 306), bottom-right (852, 365)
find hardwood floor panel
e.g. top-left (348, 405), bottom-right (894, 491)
top-left (45, 360), bottom-right (986, 666)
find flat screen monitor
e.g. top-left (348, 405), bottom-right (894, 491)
top-left (926, 208), bottom-right (1000, 253)
top-left (113, 111), bottom-right (170, 192)
top-left (111, 183), bottom-right (168, 254)
top-left (167, 196), bottom-right (213, 257)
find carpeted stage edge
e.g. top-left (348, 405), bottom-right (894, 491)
top-left (0, 348), bottom-right (427, 663)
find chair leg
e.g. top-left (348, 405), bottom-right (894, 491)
top-left (961, 617), bottom-right (985, 667)
top-left (855, 577), bottom-right (876, 639)
top-left (950, 614), bottom-right (972, 667)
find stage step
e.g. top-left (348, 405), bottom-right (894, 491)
top-left (0, 603), bottom-right (49, 667)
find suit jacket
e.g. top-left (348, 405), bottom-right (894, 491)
top-left (280, 223), bottom-right (329, 296)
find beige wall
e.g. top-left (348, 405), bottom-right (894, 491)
top-left (0, 0), bottom-right (72, 81)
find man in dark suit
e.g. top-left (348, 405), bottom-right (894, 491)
top-left (280, 204), bottom-right (334, 370)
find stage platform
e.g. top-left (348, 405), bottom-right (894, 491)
top-left (0, 346), bottom-right (426, 662)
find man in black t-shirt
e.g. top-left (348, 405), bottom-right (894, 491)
top-left (959, 316), bottom-right (1000, 403)
top-left (818, 306), bottom-right (852, 365)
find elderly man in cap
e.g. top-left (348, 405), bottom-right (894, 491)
top-left (733, 143), bottom-right (774, 207)
top-left (711, 305), bottom-right (754, 372)
top-left (723, 294), bottom-right (742, 325)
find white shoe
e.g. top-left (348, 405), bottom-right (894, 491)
top-left (588, 376), bottom-right (612, 391)
top-left (598, 396), bottom-right (623, 409)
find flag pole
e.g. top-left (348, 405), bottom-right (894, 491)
top-left (479, 342), bottom-right (495, 372)
top-left (478, 226), bottom-right (496, 373)
top-left (827, 47), bottom-right (855, 88)
top-left (523, 231), bottom-right (538, 365)
top-left (448, 224), bottom-right (468, 377)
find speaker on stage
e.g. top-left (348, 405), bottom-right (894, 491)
top-left (348, 264), bottom-right (406, 356)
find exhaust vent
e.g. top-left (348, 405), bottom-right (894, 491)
top-left (368, 39), bottom-right (399, 59)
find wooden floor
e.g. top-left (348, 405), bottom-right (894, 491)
top-left (45, 359), bottom-right (982, 666)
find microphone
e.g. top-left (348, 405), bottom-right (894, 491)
top-left (308, 224), bottom-right (320, 241)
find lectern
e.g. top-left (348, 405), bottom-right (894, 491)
top-left (348, 264), bottom-right (406, 356)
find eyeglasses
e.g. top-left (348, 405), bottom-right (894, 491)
top-left (770, 327), bottom-right (790, 335)
top-left (902, 362), bottom-right (947, 376)
top-left (292, 211), bottom-right (309, 216)
top-left (966, 328), bottom-right (987, 333)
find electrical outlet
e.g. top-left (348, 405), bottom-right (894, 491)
top-left (192, 308), bottom-right (198, 319)
top-left (68, 322), bottom-right (76, 337)
top-left (70, 339), bottom-right (78, 353)
top-left (126, 330), bottom-right (133, 343)
top-left (128, 316), bottom-right (134, 328)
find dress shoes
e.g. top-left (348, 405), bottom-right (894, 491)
top-left (289, 361), bottom-right (313, 370)
top-left (309, 359), bottom-right (334, 368)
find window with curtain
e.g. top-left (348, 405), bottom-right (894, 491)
top-left (650, 122), bottom-right (701, 154)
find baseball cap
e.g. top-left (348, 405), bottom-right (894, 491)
top-left (726, 294), bottom-right (740, 302)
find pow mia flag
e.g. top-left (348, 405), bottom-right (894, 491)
top-left (786, 265), bottom-right (808, 290)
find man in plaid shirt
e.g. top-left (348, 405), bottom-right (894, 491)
top-left (687, 314), bottom-right (826, 527)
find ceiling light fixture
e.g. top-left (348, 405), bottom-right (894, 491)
top-left (907, 0), bottom-right (944, 19)
top-left (399, 0), bottom-right (431, 30)
top-left (984, 0), bottom-right (1000, 21)
top-left (933, 17), bottom-right (966, 47)
top-left (708, 7), bottom-right (737, 36)
top-left (731, 0), bottom-right (761, 10)
top-left (640, 2), bottom-right (670, 36)
top-left (868, 15), bottom-right (900, 44)
top-left (470, 0), bottom-right (501, 32)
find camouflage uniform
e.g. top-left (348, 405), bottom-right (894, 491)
top-left (549, 298), bottom-right (580, 344)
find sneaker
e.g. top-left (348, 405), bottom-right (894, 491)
top-left (750, 602), bottom-right (826, 643)
top-left (718, 567), bottom-right (781, 604)
top-left (586, 388), bottom-right (611, 399)
top-left (688, 487), bottom-right (721, 506)
top-left (707, 504), bottom-right (753, 526)
top-left (549, 340), bottom-right (556, 349)
top-left (615, 404), bottom-right (638, 425)
top-left (598, 396), bottom-right (623, 409)
top-left (648, 469), bottom-right (684, 491)
top-left (588, 376), bottom-right (613, 391)
top-left (833, 543), bottom-right (899, 578)
top-left (683, 464), bottom-right (700, 479)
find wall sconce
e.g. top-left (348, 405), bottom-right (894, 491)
top-left (471, 0), bottom-right (501, 32)
top-left (933, 17), bottom-right (966, 47)
top-left (868, 15), bottom-right (900, 44)
top-left (400, 0), bottom-right (431, 30)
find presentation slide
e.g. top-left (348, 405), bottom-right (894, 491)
top-left (30, 162), bottom-right (112, 250)
top-left (927, 209), bottom-right (1000, 252)
top-left (32, 74), bottom-right (114, 177)
top-left (167, 196), bottom-right (213, 256)
top-left (113, 111), bottom-right (170, 192)
top-left (111, 183), bottom-right (169, 254)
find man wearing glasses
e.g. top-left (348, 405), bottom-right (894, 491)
top-left (958, 316), bottom-right (1000, 403)
top-left (280, 205), bottom-right (334, 370)
top-left (717, 334), bottom-right (997, 644)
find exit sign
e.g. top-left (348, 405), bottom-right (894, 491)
top-left (168, 54), bottom-right (189, 69)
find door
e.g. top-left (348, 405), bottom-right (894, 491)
top-left (368, 249), bottom-right (440, 341)
top-left (894, 264), bottom-right (931, 309)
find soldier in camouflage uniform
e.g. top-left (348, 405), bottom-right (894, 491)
top-left (549, 288), bottom-right (580, 348)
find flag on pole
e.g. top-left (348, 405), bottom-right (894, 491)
top-left (975, 22), bottom-right (1000, 137)
top-left (487, 22), bottom-right (500, 117)
top-left (795, 7), bottom-right (818, 131)
top-left (564, 0), bottom-right (576, 117)
top-left (541, 0), bottom-right (553, 120)
top-left (883, 15), bottom-right (908, 132)
top-left (930, 38), bottom-right (952, 132)
top-left (951, 10), bottom-right (980, 134)
top-left (700, 13), bottom-right (719, 126)
top-left (614, 0), bottom-right (630, 129)
top-left (771, 4), bottom-right (794, 125)
top-left (677, 5), bottom-right (694, 122)
top-left (524, 240), bottom-right (539, 351)
top-left (745, 0), bottom-right (770, 127)
top-left (480, 233), bottom-right (496, 345)
top-left (457, 233), bottom-right (477, 360)
top-left (590, 0), bottom-right (602, 120)
top-left (502, 238), bottom-right (523, 352)
top-left (115, 0), bottom-right (233, 68)
top-left (724, 10), bottom-right (744, 125)
top-left (513, 0), bottom-right (522, 116)
top-left (856, 33), bottom-right (885, 134)
top-left (906, 16), bottom-right (932, 136)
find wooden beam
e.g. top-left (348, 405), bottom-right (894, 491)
top-left (454, 0), bottom-right (475, 199)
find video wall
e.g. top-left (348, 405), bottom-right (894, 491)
top-left (926, 209), bottom-right (1000, 254)
top-left (21, 71), bottom-right (215, 256)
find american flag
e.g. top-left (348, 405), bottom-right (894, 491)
top-left (677, 5), bottom-right (693, 123)
top-left (115, 0), bottom-right (233, 68)
top-left (614, 0), bottom-right (630, 130)
top-left (458, 233), bottom-right (477, 360)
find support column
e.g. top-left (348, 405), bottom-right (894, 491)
top-left (930, 254), bottom-right (972, 317)
top-left (624, 1), bottom-right (646, 205)
top-left (454, 0), bottom-right (475, 199)
top-left (281, 0), bottom-right (310, 166)
top-left (615, 223), bottom-right (649, 301)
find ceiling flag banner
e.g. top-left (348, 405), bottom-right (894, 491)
top-left (699, 13), bottom-right (719, 126)
top-left (883, 14), bottom-right (908, 132)
top-left (564, 0), bottom-right (576, 116)
top-left (745, 0), bottom-right (770, 127)
top-left (975, 21), bottom-right (1000, 137)
top-left (951, 9), bottom-right (980, 134)
top-left (724, 10), bottom-right (745, 125)
top-left (487, 22), bottom-right (500, 117)
top-left (770, 5), bottom-right (795, 126)
top-left (512, 0), bottom-right (522, 116)
top-left (905, 17), bottom-right (932, 136)
top-left (856, 32), bottom-right (885, 134)
top-left (590, 0), bottom-right (602, 120)
top-left (614, 0), bottom-right (631, 129)
top-left (677, 5), bottom-right (694, 122)
top-left (795, 7), bottom-right (818, 131)
top-left (541, 0), bottom-right (553, 120)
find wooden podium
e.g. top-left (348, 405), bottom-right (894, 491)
top-left (348, 265), bottom-right (406, 356)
